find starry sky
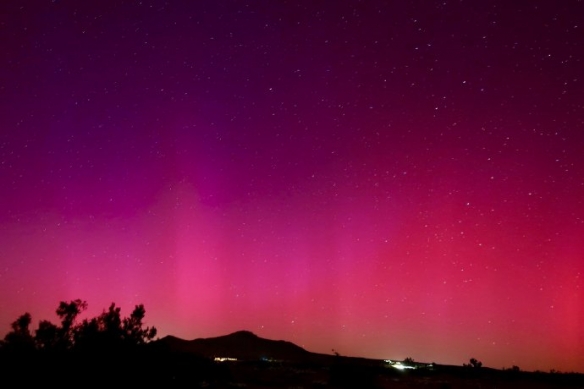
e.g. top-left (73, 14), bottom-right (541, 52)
top-left (1, 0), bottom-right (583, 373)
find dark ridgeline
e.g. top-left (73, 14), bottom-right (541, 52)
top-left (157, 330), bottom-right (312, 361)
top-left (2, 301), bottom-right (584, 388)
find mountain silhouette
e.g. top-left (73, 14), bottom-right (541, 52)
top-left (157, 330), bottom-right (315, 361)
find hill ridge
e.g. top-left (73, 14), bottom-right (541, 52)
top-left (157, 329), bottom-right (313, 361)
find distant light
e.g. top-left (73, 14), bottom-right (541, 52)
top-left (396, 363), bottom-right (415, 370)
top-left (214, 357), bottom-right (237, 362)
top-left (384, 360), bottom-right (416, 370)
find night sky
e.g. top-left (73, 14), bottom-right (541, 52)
top-left (1, 1), bottom-right (583, 373)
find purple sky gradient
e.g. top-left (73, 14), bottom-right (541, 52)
top-left (1, 1), bottom-right (583, 372)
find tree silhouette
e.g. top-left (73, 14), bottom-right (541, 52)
top-left (3, 299), bottom-right (156, 354)
top-left (55, 299), bottom-right (87, 350)
top-left (56, 299), bottom-right (87, 330)
top-left (35, 320), bottom-right (60, 350)
top-left (2, 312), bottom-right (35, 352)
top-left (73, 302), bottom-right (157, 352)
top-left (464, 358), bottom-right (483, 369)
top-left (123, 304), bottom-right (157, 345)
top-left (75, 302), bottom-right (123, 350)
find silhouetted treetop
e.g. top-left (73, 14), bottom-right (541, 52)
top-left (464, 358), bottom-right (483, 369)
top-left (56, 299), bottom-right (87, 331)
top-left (2, 299), bottom-right (156, 354)
top-left (35, 320), bottom-right (60, 350)
top-left (2, 312), bottom-right (35, 351)
top-left (123, 304), bottom-right (157, 345)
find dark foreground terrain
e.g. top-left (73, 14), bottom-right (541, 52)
top-left (1, 331), bottom-right (582, 388)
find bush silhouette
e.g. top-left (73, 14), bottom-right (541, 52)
top-left (463, 358), bottom-right (483, 369)
top-left (2, 299), bottom-right (156, 354)
top-left (35, 319), bottom-right (60, 350)
top-left (75, 302), bottom-right (157, 351)
top-left (2, 312), bottom-right (35, 352)
top-left (1, 299), bottom-right (161, 386)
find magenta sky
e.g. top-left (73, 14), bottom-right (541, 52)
top-left (1, 1), bottom-right (583, 373)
